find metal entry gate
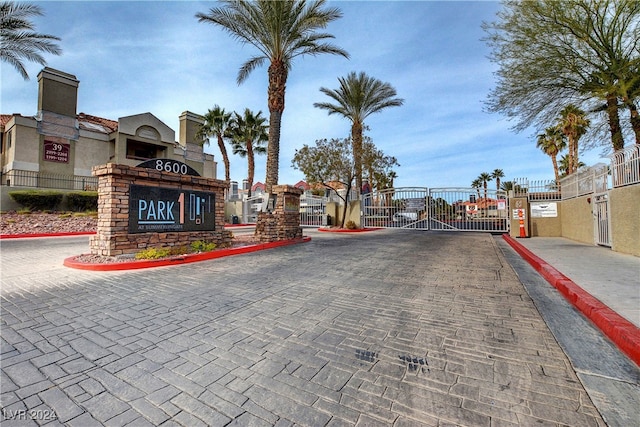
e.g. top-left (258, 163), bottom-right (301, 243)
top-left (593, 193), bottom-right (611, 247)
top-left (361, 187), bottom-right (509, 232)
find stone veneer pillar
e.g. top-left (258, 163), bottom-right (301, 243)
top-left (254, 185), bottom-right (303, 242)
top-left (90, 163), bottom-right (231, 257)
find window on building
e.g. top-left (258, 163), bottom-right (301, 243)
top-left (126, 139), bottom-right (163, 160)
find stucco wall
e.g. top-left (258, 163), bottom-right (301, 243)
top-left (10, 117), bottom-right (40, 171)
top-left (559, 195), bottom-right (594, 244)
top-left (610, 184), bottom-right (640, 256)
top-left (530, 201), bottom-right (562, 237)
top-left (74, 132), bottom-right (112, 177)
top-left (327, 200), bottom-right (361, 227)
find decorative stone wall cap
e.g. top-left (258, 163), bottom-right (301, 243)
top-left (91, 162), bottom-right (228, 187)
top-left (272, 185), bottom-right (304, 195)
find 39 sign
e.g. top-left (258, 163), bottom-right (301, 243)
top-left (137, 159), bottom-right (200, 177)
top-left (43, 140), bottom-right (70, 163)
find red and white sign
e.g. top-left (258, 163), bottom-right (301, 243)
top-left (43, 141), bottom-right (70, 163)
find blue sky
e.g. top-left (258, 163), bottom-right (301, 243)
top-left (2, 0), bottom-right (608, 188)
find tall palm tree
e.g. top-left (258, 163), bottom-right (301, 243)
top-left (314, 71), bottom-right (404, 191)
top-left (500, 181), bottom-right (514, 192)
top-left (471, 178), bottom-right (482, 200)
top-left (197, 105), bottom-right (233, 183)
top-left (477, 172), bottom-right (493, 200)
top-left (491, 168), bottom-right (504, 191)
top-left (557, 105), bottom-right (589, 175)
top-left (559, 155), bottom-right (586, 178)
top-left (196, 0), bottom-right (349, 194)
top-left (230, 109), bottom-right (268, 198)
top-left (0, 2), bottom-right (61, 80)
top-left (536, 126), bottom-right (566, 183)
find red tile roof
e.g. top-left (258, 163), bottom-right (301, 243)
top-left (77, 112), bottom-right (118, 133)
top-left (0, 114), bottom-right (12, 127)
top-left (293, 180), bottom-right (310, 190)
top-left (1, 112), bottom-right (118, 134)
top-left (252, 182), bottom-right (266, 191)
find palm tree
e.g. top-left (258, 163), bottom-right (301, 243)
top-left (557, 105), bottom-right (589, 175)
top-left (197, 105), bottom-right (233, 183)
top-left (0, 2), bottom-right (61, 80)
top-left (196, 0), bottom-right (349, 194)
top-left (559, 155), bottom-right (586, 178)
top-left (491, 168), bottom-right (504, 191)
top-left (536, 126), bottom-right (566, 183)
top-left (314, 71), bottom-right (404, 191)
top-left (230, 109), bottom-right (268, 198)
top-left (471, 178), bottom-right (482, 200)
top-left (500, 181), bottom-right (514, 192)
top-left (477, 172), bottom-right (493, 201)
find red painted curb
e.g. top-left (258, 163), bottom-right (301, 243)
top-left (317, 227), bottom-right (382, 233)
top-left (63, 236), bottom-right (312, 271)
top-left (502, 234), bottom-right (640, 366)
top-left (0, 231), bottom-right (96, 239)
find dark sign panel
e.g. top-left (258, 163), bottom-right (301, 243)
top-left (129, 185), bottom-right (215, 233)
top-left (43, 141), bottom-right (70, 163)
top-left (136, 159), bottom-right (200, 176)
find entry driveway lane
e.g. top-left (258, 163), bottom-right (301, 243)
top-left (1, 231), bottom-right (605, 426)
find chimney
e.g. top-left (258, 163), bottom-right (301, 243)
top-left (178, 111), bottom-right (205, 147)
top-left (37, 68), bottom-right (79, 117)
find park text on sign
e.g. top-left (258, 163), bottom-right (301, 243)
top-left (129, 185), bottom-right (215, 233)
top-left (43, 141), bottom-right (70, 163)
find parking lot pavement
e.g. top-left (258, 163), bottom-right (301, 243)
top-left (0, 230), bottom-right (616, 426)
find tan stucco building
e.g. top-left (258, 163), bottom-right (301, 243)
top-left (1, 68), bottom-right (216, 196)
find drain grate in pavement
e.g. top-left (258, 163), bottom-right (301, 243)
top-left (399, 355), bottom-right (429, 373)
top-left (355, 349), bottom-right (378, 362)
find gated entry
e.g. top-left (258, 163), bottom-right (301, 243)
top-left (361, 187), bottom-right (509, 232)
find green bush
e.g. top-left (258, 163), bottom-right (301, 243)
top-left (190, 240), bottom-right (216, 252)
top-left (9, 190), bottom-right (63, 211)
top-left (134, 247), bottom-right (171, 260)
top-left (67, 191), bottom-right (98, 212)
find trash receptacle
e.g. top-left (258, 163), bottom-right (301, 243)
top-left (232, 215), bottom-right (239, 224)
top-left (323, 214), bottom-right (331, 226)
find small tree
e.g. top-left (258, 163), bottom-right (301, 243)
top-left (292, 138), bottom-right (354, 228)
top-left (292, 137), bottom-right (399, 228)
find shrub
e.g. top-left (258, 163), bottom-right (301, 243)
top-left (134, 247), bottom-right (171, 260)
top-left (9, 190), bottom-right (63, 211)
top-left (67, 191), bottom-right (98, 212)
top-left (345, 220), bottom-right (357, 230)
top-left (191, 240), bottom-right (216, 252)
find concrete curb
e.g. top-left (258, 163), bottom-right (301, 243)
top-left (502, 234), bottom-right (640, 366)
top-left (317, 227), bottom-right (382, 233)
top-left (0, 231), bottom-right (96, 239)
top-left (63, 237), bottom-right (312, 271)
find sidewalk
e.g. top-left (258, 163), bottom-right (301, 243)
top-left (503, 235), bottom-right (640, 365)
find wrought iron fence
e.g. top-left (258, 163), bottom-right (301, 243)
top-left (1, 170), bottom-right (98, 191)
top-left (559, 163), bottom-right (608, 200)
top-left (512, 178), bottom-right (561, 201)
top-left (610, 144), bottom-right (640, 188)
top-left (299, 194), bottom-right (327, 226)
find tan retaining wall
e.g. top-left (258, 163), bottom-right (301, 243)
top-left (610, 184), bottom-right (640, 256)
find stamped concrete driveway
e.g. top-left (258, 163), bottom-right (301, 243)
top-left (1, 230), bottom-right (605, 426)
